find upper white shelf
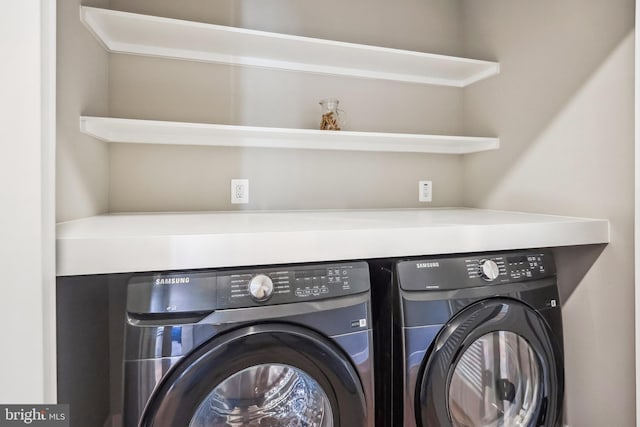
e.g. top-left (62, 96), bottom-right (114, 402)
top-left (80, 116), bottom-right (499, 154)
top-left (80, 6), bottom-right (500, 87)
top-left (56, 208), bottom-right (609, 276)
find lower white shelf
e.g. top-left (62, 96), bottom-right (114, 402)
top-left (56, 208), bottom-right (609, 276)
top-left (79, 116), bottom-right (499, 154)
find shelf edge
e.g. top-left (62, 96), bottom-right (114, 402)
top-left (79, 6), bottom-right (500, 87)
top-left (79, 116), bottom-right (500, 154)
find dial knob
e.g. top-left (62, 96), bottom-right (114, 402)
top-left (248, 274), bottom-right (274, 302)
top-left (480, 260), bottom-right (500, 281)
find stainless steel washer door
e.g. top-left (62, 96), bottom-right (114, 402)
top-left (190, 364), bottom-right (333, 427)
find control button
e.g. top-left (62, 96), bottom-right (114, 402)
top-left (248, 274), bottom-right (274, 302)
top-left (312, 288), bottom-right (320, 296)
top-left (479, 260), bottom-right (500, 281)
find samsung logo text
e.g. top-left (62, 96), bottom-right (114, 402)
top-left (416, 262), bottom-right (440, 269)
top-left (155, 277), bottom-right (190, 285)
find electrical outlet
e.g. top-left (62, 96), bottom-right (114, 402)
top-left (231, 179), bottom-right (249, 204)
top-left (419, 180), bottom-right (432, 202)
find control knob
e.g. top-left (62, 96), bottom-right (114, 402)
top-left (248, 274), bottom-right (274, 302)
top-left (479, 259), bottom-right (500, 281)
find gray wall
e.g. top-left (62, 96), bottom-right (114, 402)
top-left (462, 1), bottom-right (635, 425)
top-left (105, 0), bottom-right (466, 213)
top-left (57, 0), bottom-right (110, 222)
top-left (55, 1), bottom-right (472, 217)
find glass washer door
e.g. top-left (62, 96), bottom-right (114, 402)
top-left (417, 299), bottom-right (564, 427)
top-left (139, 324), bottom-right (368, 427)
top-left (448, 331), bottom-right (541, 427)
top-left (189, 363), bottom-right (333, 427)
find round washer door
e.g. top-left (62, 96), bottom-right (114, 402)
top-left (418, 298), bottom-right (563, 427)
top-left (141, 324), bottom-right (367, 427)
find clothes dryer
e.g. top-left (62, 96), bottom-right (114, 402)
top-left (122, 261), bottom-right (374, 427)
top-left (395, 250), bottom-right (564, 427)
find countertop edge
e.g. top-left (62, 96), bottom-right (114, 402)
top-left (56, 211), bottom-right (610, 276)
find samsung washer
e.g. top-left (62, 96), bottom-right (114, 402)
top-left (122, 261), bottom-right (374, 427)
top-left (394, 249), bottom-right (564, 427)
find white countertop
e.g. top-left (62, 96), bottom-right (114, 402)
top-left (56, 208), bottom-right (609, 276)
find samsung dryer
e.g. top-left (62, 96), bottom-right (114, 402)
top-left (395, 250), bottom-right (564, 427)
top-left (122, 261), bottom-right (374, 427)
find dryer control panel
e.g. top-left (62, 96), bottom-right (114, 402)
top-left (127, 261), bottom-right (370, 315)
top-left (216, 262), bottom-right (370, 309)
top-left (398, 250), bottom-right (556, 291)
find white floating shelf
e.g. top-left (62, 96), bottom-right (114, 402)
top-left (56, 208), bottom-right (610, 276)
top-left (80, 6), bottom-right (500, 87)
top-left (80, 116), bottom-right (499, 154)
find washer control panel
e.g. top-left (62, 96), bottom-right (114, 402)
top-left (398, 250), bottom-right (555, 291)
top-left (504, 253), bottom-right (549, 280)
top-left (127, 261), bottom-right (369, 314)
top-left (216, 261), bottom-right (370, 309)
top-left (465, 254), bottom-right (550, 282)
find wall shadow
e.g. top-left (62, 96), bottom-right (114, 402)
top-left (552, 244), bottom-right (607, 305)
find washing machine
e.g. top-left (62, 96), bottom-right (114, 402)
top-left (122, 261), bottom-right (374, 427)
top-left (394, 249), bottom-right (564, 427)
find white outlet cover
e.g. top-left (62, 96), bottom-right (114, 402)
top-left (231, 179), bottom-right (249, 204)
top-left (419, 180), bottom-right (432, 202)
